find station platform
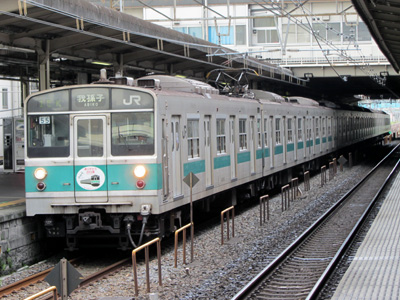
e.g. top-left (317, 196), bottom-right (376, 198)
top-left (0, 167), bottom-right (26, 221)
top-left (331, 169), bottom-right (400, 299)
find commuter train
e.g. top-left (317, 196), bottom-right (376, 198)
top-left (24, 71), bottom-right (391, 250)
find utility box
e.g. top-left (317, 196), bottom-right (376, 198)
top-left (3, 117), bottom-right (25, 173)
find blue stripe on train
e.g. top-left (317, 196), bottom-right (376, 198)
top-left (25, 164), bottom-right (162, 193)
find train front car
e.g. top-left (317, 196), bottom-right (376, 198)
top-left (24, 83), bottom-right (160, 250)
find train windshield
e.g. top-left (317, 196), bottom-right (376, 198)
top-left (26, 87), bottom-right (155, 158)
top-left (27, 115), bottom-right (70, 158)
top-left (111, 112), bottom-right (154, 156)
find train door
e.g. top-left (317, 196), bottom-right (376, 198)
top-left (229, 116), bottom-right (237, 179)
top-left (171, 116), bottom-right (182, 197)
top-left (306, 117), bottom-right (313, 158)
top-left (250, 116), bottom-right (256, 174)
top-left (204, 115), bottom-right (213, 187)
top-left (294, 117), bottom-right (298, 161)
top-left (73, 115), bottom-right (108, 203)
top-left (283, 116), bottom-right (287, 164)
top-left (270, 116), bottom-right (274, 169)
top-left (162, 119), bottom-right (169, 199)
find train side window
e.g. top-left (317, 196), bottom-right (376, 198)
top-left (287, 118), bottom-right (293, 143)
top-left (328, 118), bottom-right (331, 136)
top-left (239, 118), bottom-right (247, 150)
top-left (264, 118), bottom-right (268, 147)
top-left (257, 118), bottom-right (262, 148)
top-left (216, 118), bottom-right (226, 154)
top-left (187, 119), bottom-right (199, 158)
top-left (297, 118), bottom-right (303, 141)
top-left (275, 118), bottom-right (281, 145)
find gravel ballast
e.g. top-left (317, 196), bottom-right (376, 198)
top-left (1, 162), bottom-right (374, 300)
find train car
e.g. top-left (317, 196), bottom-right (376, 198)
top-left (24, 71), bottom-right (390, 250)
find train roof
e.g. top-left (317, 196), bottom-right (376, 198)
top-left (286, 96), bottom-right (320, 107)
top-left (135, 75), bottom-right (219, 95)
top-left (249, 90), bottom-right (285, 103)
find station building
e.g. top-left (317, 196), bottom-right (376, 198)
top-left (90, 0), bottom-right (388, 69)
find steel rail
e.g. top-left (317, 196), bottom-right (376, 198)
top-left (306, 146), bottom-right (400, 300)
top-left (232, 143), bottom-right (400, 300)
top-left (0, 257), bottom-right (82, 297)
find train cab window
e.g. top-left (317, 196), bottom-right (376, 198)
top-left (77, 119), bottom-right (104, 157)
top-left (239, 118), bottom-right (247, 150)
top-left (27, 114), bottom-right (70, 157)
top-left (111, 112), bottom-right (154, 156)
top-left (275, 118), bottom-right (281, 145)
top-left (216, 119), bottom-right (226, 154)
top-left (188, 119), bottom-right (200, 158)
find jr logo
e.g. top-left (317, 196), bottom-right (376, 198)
top-left (123, 95), bottom-right (141, 106)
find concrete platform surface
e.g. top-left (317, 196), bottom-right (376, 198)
top-left (331, 171), bottom-right (400, 300)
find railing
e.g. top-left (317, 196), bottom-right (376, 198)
top-left (304, 171), bottom-right (310, 191)
top-left (23, 286), bottom-right (57, 300)
top-left (174, 223), bottom-right (194, 268)
top-left (132, 238), bottom-right (162, 296)
top-left (290, 177), bottom-right (300, 200)
top-left (221, 206), bottom-right (235, 245)
top-left (259, 195), bottom-right (269, 225)
top-left (349, 152), bottom-right (353, 168)
top-left (329, 161), bottom-right (335, 180)
top-left (333, 158), bottom-right (337, 174)
top-left (281, 184), bottom-right (290, 211)
top-left (321, 165), bottom-right (327, 187)
top-left (339, 155), bottom-right (345, 171)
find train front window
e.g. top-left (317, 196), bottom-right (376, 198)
top-left (111, 112), bottom-right (154, 156)
top-left (27, 114), bottom-right (70, 157)
top-left (77, 119), bottom-right (104, 157)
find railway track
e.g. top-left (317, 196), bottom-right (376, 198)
top-left (0, 256), bottom-right (131, 299)
top-left (232, 144), bottom-right (400, 300)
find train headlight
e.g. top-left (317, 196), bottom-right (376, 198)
top-left (34, 168), bottom-right (48, 180)
top-left (134, 165), bottom-right (147, 178)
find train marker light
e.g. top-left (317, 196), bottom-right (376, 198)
top-left (134, 165), bottom-right (146, 178)
top-left (136, 180), bottom-right (146, 189)
top-left (37, 182), bottom-right (46, 191)
top-left (34, 168), bottom-right (48, 180)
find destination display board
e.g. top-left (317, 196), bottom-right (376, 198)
top-left (71, 88), bottom-right (109, 110)
top-left (27, 87), bottom-right (154, 112)
top-left (27, 90), bottom-right (69, 112)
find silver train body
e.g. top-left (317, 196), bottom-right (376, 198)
top-left (24, 75), bottom-right (391, 249)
